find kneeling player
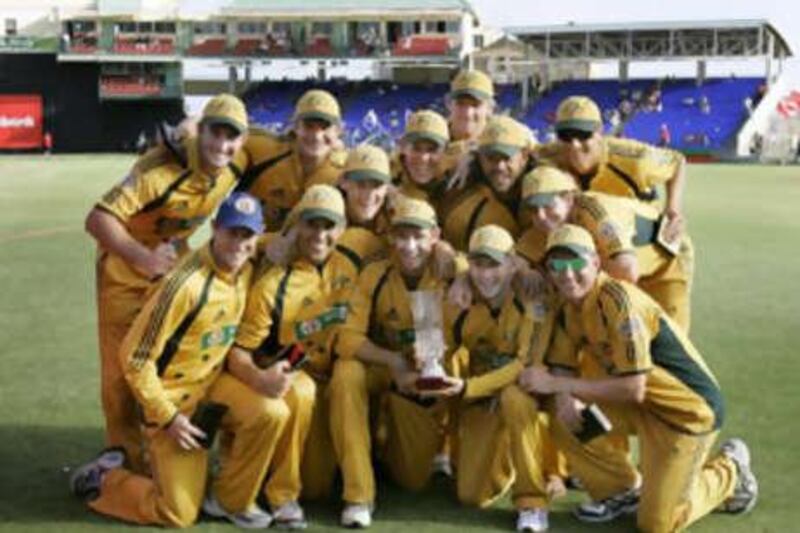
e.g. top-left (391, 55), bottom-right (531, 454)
top-left (70, 193), bottom-right (281, 528)
top-left (520, 225), bottom-right (758, 532)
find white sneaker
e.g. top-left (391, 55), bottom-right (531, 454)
top-left (69, 447), bottom-right (126, 501)
top-left (273, 500), bottom-right (307, 529)
top-left (719, 438), bottom-right (758, 514)
top-left (202, 493), bottom-right (272, 529)
top-left (432, 452), bottom-right (454, 478)
top-left (341, 503), bottom-right (373, 528)
top-left (517, 508), bottom-right (549, 532)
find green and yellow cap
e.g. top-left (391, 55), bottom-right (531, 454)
top-left (468, 224), bottom-right (515, 264)
top-left (479, 116), bottom-right (531, 158)
top-left (294, 89), bottom-right (341, 125)
top-left (555, 96), bottom-right (602, 133)
top-left (403, 110), bottom-right (449, 147)
top-left (297, 184), bottom-right (346, 225)
top-left (546, 224), bottom-right (597, 257)
top-left (344, 145), bottom-right (391, 183)
top-left (391, 195), bottom-right (438, 229)
top-left (201, 93), bottom-right (248, 135)
top-left (449, 69), bottom-right (495, 102)
top-left (522, 166), bottom-right (579, 207)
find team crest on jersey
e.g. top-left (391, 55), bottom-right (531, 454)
top-left (332, 275), bottom-right (351, 290)
top-left (301, 296), bottom-right (315, 308)
top-left (201, 324), bottom-right (238, 349)
top-left (386, 308), bottom-right (400, 322)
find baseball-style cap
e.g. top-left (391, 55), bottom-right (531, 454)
top-left (391, 195), bottom-right (438, 229)
top-left (522, 166), bottom-right (579, 207)
top-left (403, 110), bottom-right (450, 148)
top-left (344, 145), bottom-right (391, 184)
top-left (202, 94), bottom-right (248, 135)
top-left (468, 224), bottom-right (515, 264)
top-left (449, 69), bottom-right (495, 102)
top-left (293, 89), bottom-right (341, 125)
top-left (297, 184), bottom-right (346, 225)
top-left (555, 96), bottom-right (603, 133)
top-left (546, 224), bottom-right (597, 257)
top-left (215, 192), bottom-right (264, 234)
top-left (478, 116), bottom-right (531, 158)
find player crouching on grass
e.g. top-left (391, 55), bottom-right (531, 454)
top-left (518, 224), bottom-right (758, 532)
top-left (71, 192), bottom-right (286, 529)
top-left (420, 224), bottom-right (553, 532)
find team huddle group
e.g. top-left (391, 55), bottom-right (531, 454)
top-left (69, 69), bottom-right (758, 532)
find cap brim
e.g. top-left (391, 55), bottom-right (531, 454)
top-left (300, 207), bottom-right (345, 225)
top-left (391, 217), bottom-right (437, 230)
top-left (479, 143), bottom-right (522, 158)
top-left (469, 247), bottom-right (509, 264)
top-left (204, 116), bottom-right (247, 135)
top-left (555, 119), bottom-right (601, 133)
top-left (450, 88), bottom-right (493, 102)
top-left (525, 193), bottom-right (559, 208)
top-left (216, 213), bottom-right (264, 234)
top-left (295, 111), bottom-right (340, 126)
top-left (345, 168), bottom-right (391, 184)
top-left (403, 131), bottom-right (448, 148)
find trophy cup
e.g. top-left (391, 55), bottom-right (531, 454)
top-left (409, 290), bottom-right (448, 390)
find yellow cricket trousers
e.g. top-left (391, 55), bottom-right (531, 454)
top-left (96, 256), bottom-right (151, 472)
top-left (552, 403), bottom-right (738, 532)
top-left (89, 372), bottom-right (288, 527)
top-left (326, 359), bottom-right (445, 504)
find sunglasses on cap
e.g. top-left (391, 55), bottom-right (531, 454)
top-left (557, 129), bottom-right (594, 143)
top-left (547, 256), bottom-right (589, 273)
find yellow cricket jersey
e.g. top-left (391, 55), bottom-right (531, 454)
top-left (444, 292), bottom-right (551, 400)
top-left (440, 183), bottom-right (520, 252)
top-left (237, 128), bottom-right (347, 229)
top-left (119, 244), bottom-right (252, 428)
top-left (544, 272), bottom-right (724, 435)
top-left (535, 137), bottom-right (684, 206)
top-left (234, 244), bottom-right (369, 378)
top-left (516, 192), bottom-right (673, 279)
top-left (96, 137), bottom-right (243, 288)
top-left (335, 259), bottom-right (449, 364)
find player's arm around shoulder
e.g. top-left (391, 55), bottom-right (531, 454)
top-left (334, 259), bottom-right (391, 360)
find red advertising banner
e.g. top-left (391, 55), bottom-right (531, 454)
top-left (0, 94), bottom-right (43, 149)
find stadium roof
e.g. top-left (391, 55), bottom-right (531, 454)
top-left (220, 0), bottom-right (477, 18)
top-left (506, 19), bottom-right (791, 60)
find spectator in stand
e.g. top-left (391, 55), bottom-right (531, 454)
top-left (659, 123), bottom-right (671, 147)
top-left (700, 95), bottom-right (711, 115)
top-left (43, 131), bottom-right (53, 155)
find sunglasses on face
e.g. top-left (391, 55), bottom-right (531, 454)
top-left (547, 256), bottom-right (588, 273)
top-left (557, 129), bottom-right (594, 143)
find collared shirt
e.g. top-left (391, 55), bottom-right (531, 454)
top-left (119, 244), bottom-right (252, 427)
top-left (444, 291), bottom-right (548, 400)
top-left (534, 137), bottom-right (684, 207)
top-left (238, 128), bottom-right (347, 230)
top-left (235, 247), bottom-right (364, 377)
top-left (545, 272), bottom-right (724, 435)
top-left (335, 258), bottom-right (449, 364)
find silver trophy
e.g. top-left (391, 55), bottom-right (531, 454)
top-left (409, 290), bottom-right (447, 389)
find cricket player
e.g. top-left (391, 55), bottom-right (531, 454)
top-left (392, 109), bottom-right (452, 207)
top-left (447, 69), bottom-right (495, 145)
top-left (518, 166), bottom-right (692, 330)
top-left (331, 196), bottom-right (453, 527)
top-left (70, 193), bottom-right (281, 529)
top-left (440, 115), bottom-right (535, 250)
top-left (424, 225), bottom-right (553, 532)
top-left (534, 96), bottom-right (689, 259)
top-left (519, 224), bottom-right (758, 532)
top-left (237, 89), bottom-right (347, 230)
top-left (84, 94), bottom-right (249, 471)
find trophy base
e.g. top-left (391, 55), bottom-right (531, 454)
top-left (416, 376), bottom-right (449, 390)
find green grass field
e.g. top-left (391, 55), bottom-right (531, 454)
top-left (0, 155), bottom-right (798, 531)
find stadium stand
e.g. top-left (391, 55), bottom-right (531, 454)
top-left (187, 38), bottom-right (227, 56)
